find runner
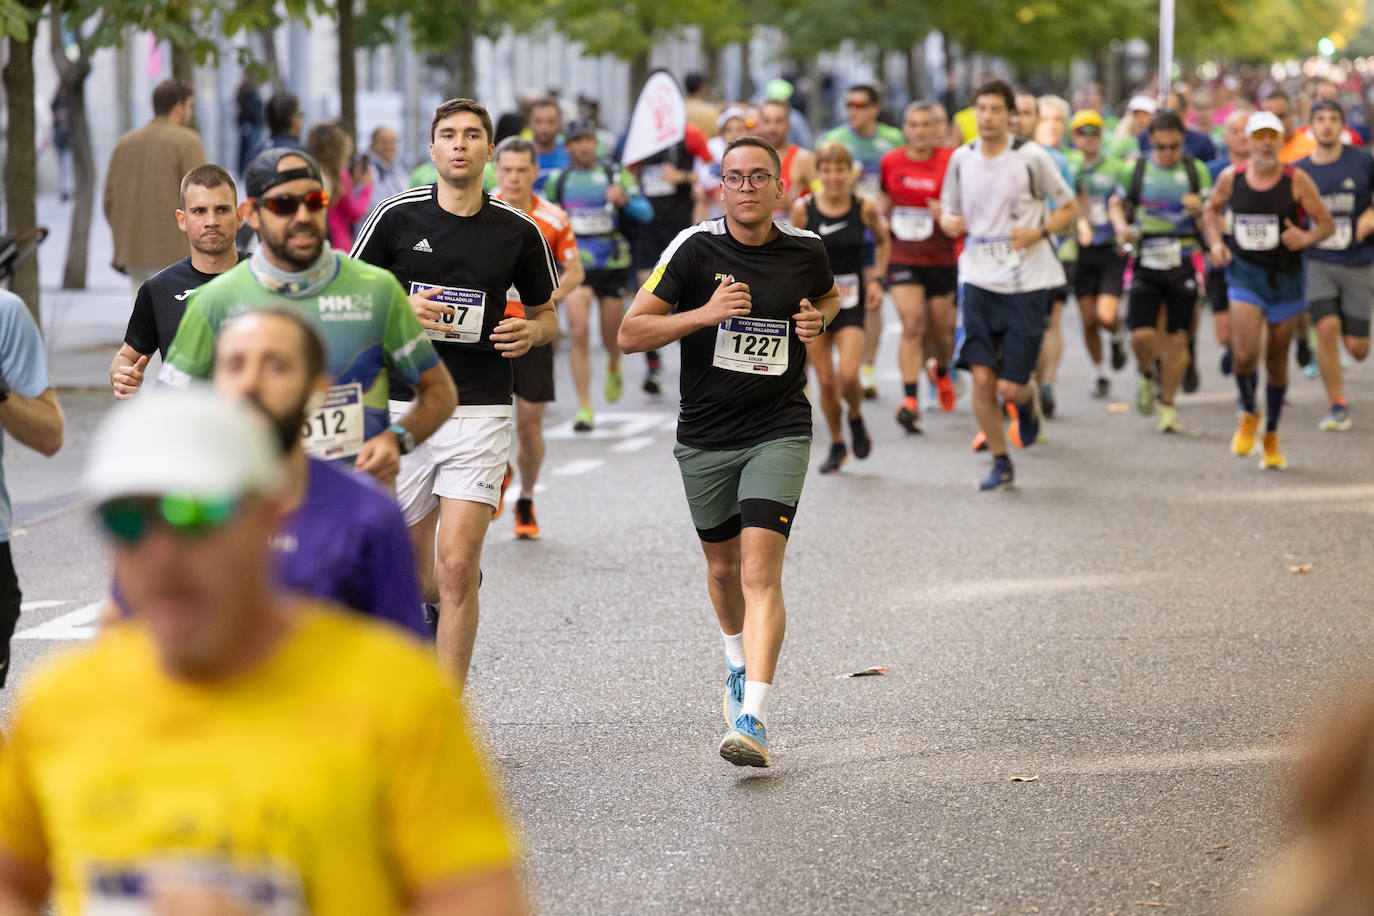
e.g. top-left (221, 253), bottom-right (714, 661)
top-left (792, 141), bottom-right (887, 472)
top-left (759, 98), bottom-right (816, 224)
top-left (159, 148), bottom-right (457, 488)
top-left (939, 79), bottom-right (1077, 490)
top-left (110, 164), bottom-right (245, 399)
top-left (1204, 110), bottom-right (1334, 469)
top-left (528, 97), bottom-right (569, 193)
top-left (1108, 109), bottom-right (1212, 433)
top-left (1205, 108), bottom-right (1252, 377)
top-left (618, 136), bottom-right (840, 767)
top-left (823, 84), bottom-right (904, 399)
top-left (350, 98), bottom-right (558, 686)
top-left (1263, 89), bottom-right (1317, 164)
top-left (1069, 110), bottom-right (1129, 397)
top-left (1296, 100), bottom-right (1374, 431)
top-left (880, 100), bottom-right (959, 429)
top-left (0, 388), bottom-right (523, 914)
top-left (492, 136), bottom-right (585, 538)
top-left (545, 118), bottom-right (652, 432)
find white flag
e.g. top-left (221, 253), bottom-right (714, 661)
top-left (621, 70), bottom-right (686, 167)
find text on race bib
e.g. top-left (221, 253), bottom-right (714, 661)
top-left (301, 382), bottom-right (365, 461)
top-left (1318, 219), bottom-right (1354, 251)
top-left (967, 235), bottom-right (1020, 270)
top-left (570, 206), bottom-right (615, 236)
top-left (1138, 237), bottom-right (1183, 271)
top-left (1088, 198), bottom-right (1110, 226)
top-left (855, 174), bottom-right (881, 200)
top-left (640, 165), bottom-right (676, 198)
top-left (713, 317), bottom-right (789, 376)
top-left (409, 282), bottom-right (486, 343)
top-left (835, 273), bottom-right (861, 308)
top-left (891, 207), bottom-right (934, 242)
top-left (1234, 214), bottom-right (1280, 251)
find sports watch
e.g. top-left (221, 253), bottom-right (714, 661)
top-left (387, 424), bottom-right (415, 455)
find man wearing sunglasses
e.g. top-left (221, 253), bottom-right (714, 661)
top-left (0, 388), bottom-right (523, 914)
top-left (159, 148), bottom-right (456, 488)
top-left (1070, 110), bottom-right (1130, 399)
top-left (620, 136), bottom-right (841, 768)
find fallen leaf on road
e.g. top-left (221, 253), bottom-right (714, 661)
top-left (1133, 902), bottom-right (1174, 908)
top-left (1210, 844), bottom-right (1229, 850)
top-left (1148, 882), bottom-right (1161, 888)
top-left (835, 666), bottom-right (887, 678)
top-left (1107, 402), bottom-right (1130, 413)
top-left (1007, 775), bottom-right (1040, 782)
top-left (1289, 564), bottom-right (1312, 574)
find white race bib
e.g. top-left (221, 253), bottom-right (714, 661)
top-left (835, 273), bottom-right (861, 308)
top-left (968, 236), bottom-right (1019, 271)
top-left (891, 206), bottom-right (934, 242)
top-left (1318, 219), bottom-right (1354, 251)
top-left (410, 282), bottom-right (487, 343)
top-left (1234, 214), bottom-right (1280, 251)
top-left (1089, 198), bottom-right (1110, 226)
top-left (570, 206), bottom-right (615, 236)
top-left (640, 165), bottom-right (676, 198)
top-left (1139, 237), bottom-right (1183, 271)
top-left (856, 174), bottom-right (881, 200)
top-left (713, 317), bottom-right (789, 375)
top-left (301, 382), bottom-right (365, 461)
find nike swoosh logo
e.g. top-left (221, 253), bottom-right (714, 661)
top-left (818, 222), bottom-right (847, 235)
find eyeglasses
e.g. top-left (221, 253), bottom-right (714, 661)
top-left (98, 494), bottom-right (241, 544)
top-left (1152, 142), bottom-right (1182, 151)
top-left (1074, 126), bottom-right (1102, 137)
top-left (255, 189), bottom-right (330, 216)
top-left (722, 171), bottom-right (777, 190)
top-left (846, 101), bottom-right (869, 110)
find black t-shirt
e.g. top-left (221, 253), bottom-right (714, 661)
top-left (645, 217), bottom-right (834, 450)
top-left (350, 186), bottom-right (557, 405)
top-left (638, 141), bottom-right (696, 230)
top-left (124, 253), bottom-right (247, 358)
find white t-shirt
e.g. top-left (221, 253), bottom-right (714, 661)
top-left (941, 138), bottom-right (1075, 294)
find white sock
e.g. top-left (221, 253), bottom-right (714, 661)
top-left (742, 681), bottom-right (772, 724)
top-left (721, 631), bottom-right (745, 669)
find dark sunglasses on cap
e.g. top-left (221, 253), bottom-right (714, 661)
top-left (98, 494), bottom-right (241, 544)
top-left (1074, 125), bottom-right (1102, 137)
top-left (254, 189), bottom-right (330, 217)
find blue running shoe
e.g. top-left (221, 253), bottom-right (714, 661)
top-left (720, 713), bottom-right (770, 767)
top-left (978, 456), bottom-right (1014, 491)
top-left (723, 662), bottom-right (745, 726)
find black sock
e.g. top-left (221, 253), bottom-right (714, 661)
top-left (1237, 372), bottom-right (1258, 414)
top-left (1265, 383), bottom-right (1285, 432)
top-left (903, 382), bottom-right (918, 399)
top-left (935, 365), bottom-right (949, 378)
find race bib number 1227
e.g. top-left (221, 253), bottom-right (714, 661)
top-left (713, 317), bottom-right (789, 375)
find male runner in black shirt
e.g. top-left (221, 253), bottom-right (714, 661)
top-left (109, 164), bottom-right (246, 398)
top-left (619, 136), bottom-right (840, 767)
top-left (351, 98), bottom-right (557, 687)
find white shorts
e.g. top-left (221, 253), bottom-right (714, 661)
top-left (391, 408), bottom-right (512, 526)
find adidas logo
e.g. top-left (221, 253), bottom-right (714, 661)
top-left (413, 238), bottom-right (433, 253)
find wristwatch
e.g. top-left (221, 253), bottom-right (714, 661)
top-left (1040, 227), bottom-right (1051, 241)
top-left (0, 379), bottom-right (10, 403)
top-left (387, 424), bottom-right (415, 455)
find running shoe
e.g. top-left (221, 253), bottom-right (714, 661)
top-left (1092, 377), bottom-right (1110, 399)
top-left (1110, 335), bottom-right (1128, 371)
top-left (1219, 347), bottom-right (1233, 377)
top-left (1260, 431), bottom-right (1287, 470)
top-left (928, 361), bottom-right (957, 412)
top-left (1231, 411), bottom-right (1260, 456)
top-left (723, 662), bottom-right (745, 726)
top-left (1008, 400), bottom-right (1039, 449)
top-left (1040, 382), bottom-right (1056, 419)
top-left (1158, 404), bottom-right (1180, 434)
top-left (1303, 361), bottom-right (1320, 380)
top-left (423, 602), bottom-right (439, 632)
top-left (895, 397), bottom-right (922, 434)
top-left (819, 442), bottom-right (847, 474)
top-left (1136, 373), bottom-right (1155, 415)
top-left (493, 463), bottom-right (514, 519)
top-left (1319, 403), bottom-right (1353, 431)
top-left (1183, 360), bottom-right (1199, 393)
top-left (971, 429), bottom-right (988, 452)
top-left (1296, 333), bottom-right (1313, 370)
top-left (573, 405), bottom-right (594, 432)
top-left (720, 714), bottom-right (770, 767)
top-left (644, 353), bottom-right (662, 395)
top-left (604, 365), bottom-right (624, 403)
top-left (860, 363), bottom-right (878, 400)
top-left (514, 497), bottom-right (540, 539)
top-left (849, 415), bottom-right (872, 459)
top-left (978, 455), bottom-right (1014, 491)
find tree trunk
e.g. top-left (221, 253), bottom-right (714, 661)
top-left (171, 30), bottom-right (196, 133)
top-left (738, 37), bottom-right (754, 102)
top-left (337, 0), bottom-right (356, 140)
top-left (52, 15), bottom-right (94, 290)
top-left (907, 42), bottom-right (925, 102)
top-left (454, 0), bottom-right (476, 97)
top-left (701, 31), bottom-right (722, 95)
top-left (261, 25), bottom-right (283, 90)
top-left (629, 47), bottom-right (651, 102)
top-left (3, 29), bottom-right (40, 319)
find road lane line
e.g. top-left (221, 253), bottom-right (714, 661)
top-left (553, 459), bottom-right (605, 476)
top-left (1190, 483), bottom-right (1374, 504)
top-left (14, 602), bottom-right (103, 641)
top-left (915, 572), bottom-right (1159, 603)
top-left (609, 436), bottom-right (654, 454)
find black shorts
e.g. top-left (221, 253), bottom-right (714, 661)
top-left (826, 303), bottom-right (865, 333)
top-left (584, 268), bottom-right (628, 300)
top-left (1205, 267), bottom-right (1229, 313)
top-left (888, 264), bottom-right (957, 298)
top-left (954, 283), bottom-right (1049, 385)
top-left (1075, 244), bottom-right (1127, 299)
top-left (513, 342), bottom-right (555, 403)
top-left (1128, 264), bottom-right (1198, 334)
top-left (0, 542), bottom-right (20, 689)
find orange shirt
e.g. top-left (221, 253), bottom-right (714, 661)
top-left (493, 191), bottom-right (579, 317)
top-left (1280, 131), bottom-right (1316, 164)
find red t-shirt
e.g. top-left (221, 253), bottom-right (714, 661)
top-left (880, 146), bottom-right (957, 266)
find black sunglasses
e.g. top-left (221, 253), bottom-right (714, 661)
top-left (255, 189), bottom-right (330, 216)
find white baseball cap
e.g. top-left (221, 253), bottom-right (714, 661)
top-left (1127, 95), bottom-right (1159, 114)
top-left (83, 386), bottom-right (286, 504)
top-left (717, 106), bottom-right (750, 129)
top-left (1246, 111), bottom-right (1285, 136)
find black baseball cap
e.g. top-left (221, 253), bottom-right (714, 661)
top-left (243, 147), bottom-right (324, 199)
top-left (564, 119), bottom-right (598, 140)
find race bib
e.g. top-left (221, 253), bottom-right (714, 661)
top-left (300, 383), bottom-right (365, 461)
top-left (968, 236), bottom-right (1019, 270)
top-left (1139, 237), bottom-right (1183, 271)
top-left (87, 858), bottom-right (307, 916)
top-left (1234, 214), bottom-right (1280, 251)
top-left (640, 165), bottom-right (675, 198)
top-left (570, 206), bottom-right (614, 236)
top-left (856, 174), bottom-right (881, 200)
top-left (1318, 219), bottom-right (1354, 251)
top-left (891, 206), bottom-right (934, 242)
top-left (713, 317), bottom-right (789, 375)
top-left (410, 282), bottom-right (486, 343)
top-left (835, 272), bottom-right (860, 308)
top-left (1088, 198), bottom-right (1110, 226)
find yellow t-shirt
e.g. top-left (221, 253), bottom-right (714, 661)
top-left (0, 605), bottom-right (514, 915)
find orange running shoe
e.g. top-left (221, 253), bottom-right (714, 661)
top-left (1231, 412), bottom-right (1260, 456)
top-left (513, 498), bottom-right (541, 539)
top-left (971, 429), bottom-right (988, 452)
top-left (493, 463), bottom-right (514, 519)
top-left (928, 362), bottom-right (957, 412)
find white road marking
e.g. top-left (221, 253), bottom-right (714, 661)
top-left (19, 600), bottom-right (68, 612)
top-left (545, 411), bottom-right (674, 441)
top-left (609, 436), bottom-right (655, 453)
top-left (1190, 483), bottom-right (1374, 504)
top-left (14, 602), bottom-right (103, 641)
top-left (914, 572), bottom-right (1159, 603)
top-left (553, 459), bottom-right (605, 476)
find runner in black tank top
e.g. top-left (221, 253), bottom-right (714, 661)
top-left (792, 144), bottom-right (891, 473)
top-left (1203, 114), bottom-right (1334, 471)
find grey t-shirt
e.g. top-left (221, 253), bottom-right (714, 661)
top-left (0, 291), bottom-right (54, 541)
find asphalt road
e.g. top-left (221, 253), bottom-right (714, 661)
top-left (8, 306), bottom-right (1374, 914)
